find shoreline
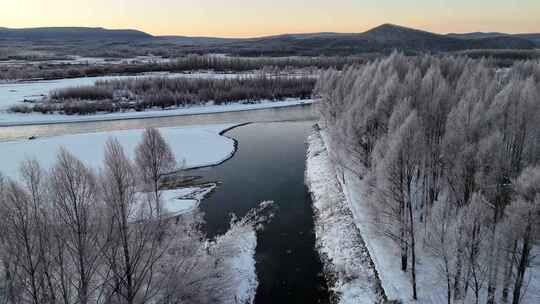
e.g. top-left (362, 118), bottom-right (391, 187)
top-left (305, 125), bottom-right (386, 304)
top-left (183, 122), bottom-right (250, 171)
top-left (0, 99), bottom-right (315, 127)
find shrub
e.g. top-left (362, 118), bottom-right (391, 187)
top-left (50, 86), bottom-right (114, 101)
top-left (11, 76), bottom-right (316, 115)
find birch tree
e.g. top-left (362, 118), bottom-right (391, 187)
top-left (101, 138), bottom-right (166, 304)
top-left (50, 149), bottom-right (104, 304)
top-left (135, 128), bottom-right (177, 220)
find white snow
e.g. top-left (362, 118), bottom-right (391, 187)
top-left (159, 183), bottom-right (217, 217)
top-left (213, 224), bottom-right (258, 304)
top-left (305, 130), bottom-right (384, 304)
top-left (0, 99), bottom-right (314, 126)
top-left (0, 124), bottom-right (237, 179)
top-left (129, 184), bottom-right (217, 223)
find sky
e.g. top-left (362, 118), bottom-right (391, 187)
top-left (3, 0), bottom-right (540, 37)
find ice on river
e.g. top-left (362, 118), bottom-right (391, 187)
top-left (0, 123), bottom-right (237, 179)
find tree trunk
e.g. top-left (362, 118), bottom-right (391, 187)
top-left (502, 241), bottom-right (517, 303)
top-left (400, 199), bottom-right (408, 272)
top-left (454, 230), bottom-right (464, 302)
top-left (486, 218), bottom-right (499, 304)
top-left (121, 204), bottom-right (135, 304)
top-left (512, 224), bottom-right (531, 304)
top-left (77, 231), bottom-right (88, 304)
top-left (445, 258), bottom-right (452, 304)
top-left (408, 198), bottom-right (418, 300)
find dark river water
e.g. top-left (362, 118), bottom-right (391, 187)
top-left (192, 121), bottom-right (330, 304)
top-left (0, 104), bottom-right (331, 303)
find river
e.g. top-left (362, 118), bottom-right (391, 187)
top-left (0, 104), bottom-right (331, 303)
top-left (192, 121), bottom-right (330, 303)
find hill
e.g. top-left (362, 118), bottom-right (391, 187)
top-left (218, 24), bottom-right (536, 55)
top-left (1, 24), bottom-right (538, 57)
top-left (448, 31), bottom-right (540, 47)
top-left (0, 27), bottom-right (153, 41)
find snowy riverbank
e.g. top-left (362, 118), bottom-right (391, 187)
top-left (0, 99), bottom-right (314, 126)
top-left (305, 128), bottom-right (385, 304)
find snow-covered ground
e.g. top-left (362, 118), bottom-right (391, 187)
top-left (305, 130), bottom-right (385, 304)
top-left (0, 99), bottom-right (314, 126)
top-left (340, 168), bottom-right (430, 303)
top-left (159, 183), bottom-right (217, 217)
top-left (0, 123), bottom-right (237, 179)
top-left (212, 222), bottom-right (258, 304)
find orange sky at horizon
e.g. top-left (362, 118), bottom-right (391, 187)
top-left (3, 0), bottom-right (540, 37)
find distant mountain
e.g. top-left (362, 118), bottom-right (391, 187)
top-left (157, 36), bottom-right (241, 46)
top-left (447, 32), bottom-right (508, 39)
top-left (1, 24), bottom-right (538, 56)
top-left (225, 24), bottom-right (536, 55)
top-left (512, 34), bottom-right (540, 46)
top-left (448, 31), bottom-right (540, 47)
top-left (0, 27), bottom-right (153, 41)
top-left (348, 23), bottom-right (468, 51)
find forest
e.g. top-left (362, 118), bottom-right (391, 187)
top-left (315, 53), bottom-right (540, 304)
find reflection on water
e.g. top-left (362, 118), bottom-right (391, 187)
top-left (0, 104), bottom-right (315, 141)
top-left (192, 121), bottom-right (330, 304)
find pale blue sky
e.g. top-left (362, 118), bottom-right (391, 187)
top-left (3, 0), bottom-right (540, 37)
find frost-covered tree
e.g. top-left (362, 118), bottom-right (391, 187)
top-left (505, 166), bottom-right (540, 304)
top-left (135, 128), bottom-right (177, 220)
top-left (101, 138), bottom-right (165, 304)
top-left (0, 136), bottom-right (269, 304)
top-left (375, 111), bottom-right (422, 299)
top-left (316, 53), bottom-right (540, 303)
top-left (427, 198), bottom-right (458, 304)
top-left (50, 149), bottom-right (104, 304)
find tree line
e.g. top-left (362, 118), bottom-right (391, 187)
top-left (10, 76), bottom-right (316, 115)
top-left (315, 53), bottom-right (540, 304)
top-left (0, 54), bottom-right (367, 82)
top-left (0, 128), bottom-right (269, 304)
top-left (454, 49), bottom-right (540, 67)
